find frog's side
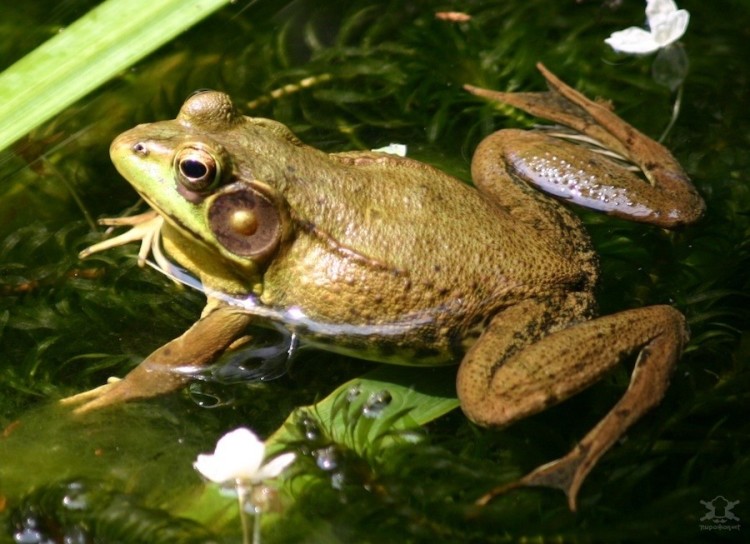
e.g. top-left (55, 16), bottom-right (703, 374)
top-left (64, 64), bottom-right (704, 510)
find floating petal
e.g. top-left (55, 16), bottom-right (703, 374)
top-left (605, 27), bottom-right (661, 54)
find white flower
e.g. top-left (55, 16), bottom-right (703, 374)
top-left (605, 0), bottom-right (689, 55)
top-left (194, 427), bottom-right (295, 485)
top-left (372, 143), bottom-right (407, 157)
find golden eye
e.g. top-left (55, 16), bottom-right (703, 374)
top-left (174, 146), bottom-right (221, 193)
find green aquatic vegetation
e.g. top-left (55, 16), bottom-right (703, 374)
top-left (0, 0), bottom-right (748, 542)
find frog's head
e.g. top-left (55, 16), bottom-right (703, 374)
top-left (110, 91), bottom-right (298, 293)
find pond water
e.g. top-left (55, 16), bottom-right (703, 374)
top-left (0, 1), bottom-right (748, 542)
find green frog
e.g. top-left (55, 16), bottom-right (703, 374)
top-left (64, 64), bottom-right (704, 509)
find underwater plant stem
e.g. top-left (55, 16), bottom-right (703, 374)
top-left (53, 164), bottom-right (98, 231)
top-left (253, 510), bottom-right (263, 544)
top-left (236, 483), bottom-right (252, 544)
top-left (659, 84), bottom-right (683, 143)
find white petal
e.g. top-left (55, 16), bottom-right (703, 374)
top-left (194, 428), bottom-right (266, 483)
top-left (646, 0), bottom-right (680, 25)
top-left (194, 453), bottom-right (234, 483)
top-left (372, 143), bottom-right (407, 157)
top-left (605, 27), bottom-right (661, 54)
top-left (651, 10), bottom-right (689, 46)
top-left (254, 452), bottom-right (296, 482)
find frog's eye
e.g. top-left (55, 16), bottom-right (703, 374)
top-left (174, 146), bottom-right (221, 193)
top-left (208, 184), bottom-right (281, 260)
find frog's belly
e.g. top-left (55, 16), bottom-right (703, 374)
top-left (227, 291), bottom-right (459, 366)
top-left (290, 308), bottom-right (459, 366)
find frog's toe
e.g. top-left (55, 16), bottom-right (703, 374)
top-left (60, 378), bottom-right (120, 404)
top-left (475, 448), bottom-right (589, 511)
top-left (60, 378), bottom-right (134, 414)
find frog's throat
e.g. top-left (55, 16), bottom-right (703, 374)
top-left (157, 214), bottom-right (262, 296)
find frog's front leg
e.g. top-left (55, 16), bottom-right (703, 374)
top-left (61, 303), bottom-right (254, 413)
top-left (456, 299), bottom-right (687, 511)
top-left (79, 210), bottom-right (162, 266)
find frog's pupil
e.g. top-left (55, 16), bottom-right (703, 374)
top-left (181, 159), bottom-right (208, 180)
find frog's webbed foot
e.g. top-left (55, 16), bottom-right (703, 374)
top-left (60, 378), bottom-right (122, 409)
top-left (457, 300), bottom-right (687, 511)
top-left (60, 372), bottom-right (186, 414)
top-left (79, 211), bottom-right (163, 266)
top-left (476, 442), bottom-right (606, 512)
top-left (465, 63), bottom-right (704, 228)
top-left (61, 306), bottom-right (256, 414)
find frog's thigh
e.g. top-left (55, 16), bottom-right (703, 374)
top-left (482, 130), bottom-right (688, 226)
top-left (457, 302), bottom-right (686, 509)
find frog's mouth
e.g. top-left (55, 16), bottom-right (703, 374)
top-left (133, 188), bottom-right (194, 236)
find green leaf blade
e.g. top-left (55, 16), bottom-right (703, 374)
top-left (0, 0), bottom-right (229, 153)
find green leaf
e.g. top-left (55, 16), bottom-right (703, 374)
top-left (0, 0), bottom-right (229, 153)
top-left (265, 365), bottom-right (460, 456)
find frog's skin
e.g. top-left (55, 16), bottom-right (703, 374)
top-left (64, 64), bottom-right (704, 510)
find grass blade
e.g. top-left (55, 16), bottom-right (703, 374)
top-left (0, 0), bottom-right (229, 153)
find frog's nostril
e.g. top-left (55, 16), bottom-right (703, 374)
top-left (133, 142), bottom-right (148, 155)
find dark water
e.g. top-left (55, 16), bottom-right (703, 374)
top-left (0, 0), bottom-right (748, 542)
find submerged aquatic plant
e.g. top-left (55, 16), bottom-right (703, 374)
top-left (194, 428), bottom-right (295, 544)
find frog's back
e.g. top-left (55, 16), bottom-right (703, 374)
top-left (221, 118), bottom-right (594, 304)
top-left (283, 149), bottom-right (592, 300)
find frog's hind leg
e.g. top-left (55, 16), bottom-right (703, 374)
top-left (466, 63), bottom-right (704, 228)
top-left (456, 299), bottom-right (687, 510)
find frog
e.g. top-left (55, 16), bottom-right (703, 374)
top-left (63, 63), bottom-right (704, 510)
